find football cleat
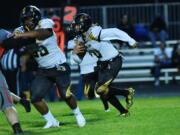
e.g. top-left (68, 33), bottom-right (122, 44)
top-left (120, 111), bottom-right (130, 117)
top-left (126, 88), bottom-right (135, 110)
top-left (43, 120), bottom-right (60, 129)
top-left (75, 113), bottom-right (86, 127)
top-left (104, 108), bottom-right (110, 112)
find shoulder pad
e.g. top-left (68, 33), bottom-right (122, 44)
top-left (36, 18), bottom-right (54, 29)
top-left (87, 26), bottom-right (102, 41)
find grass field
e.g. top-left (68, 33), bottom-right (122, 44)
top-left (0, 97), bottom-right (180, 135)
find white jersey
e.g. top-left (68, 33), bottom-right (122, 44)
top-left (85, 26), bottom-right (136, 46)
top-left (82, 25), bottom-right (137, 61)
top-left (14, 19), bottom-right (66, 68)
top-left (34, 18), bottom-right (66, 68)
top-left (68, 36), bottom-right (98, 74)
top-left (85, 40), bottom-right (119, 61)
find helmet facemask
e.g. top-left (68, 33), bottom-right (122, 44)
top-left (20, 5), bottom-right (41, 31)
top-left (73, 13), bottom-right (92, 35)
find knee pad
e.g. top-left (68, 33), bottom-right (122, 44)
top-left (96, 87), bottom-right (109, 96)
top-left (96, 79), bottom-right (112, 95)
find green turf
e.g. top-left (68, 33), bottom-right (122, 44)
top-left (0, 97), bottom-right (180, 135)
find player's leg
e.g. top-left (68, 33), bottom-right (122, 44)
top-left (96, 81), bottom-right (128, 116)
top-left (82, 73), bottom-right (96, 99)
top-left (30, 75), bottom-right (59, 128)
top-left (82, 73), bottom-right (109, 111)
top-left (106, 56), bottom-right (135, 110)
top-left (109, 86), bottom-right (135, 109)
top-left (10, 92), bottom-right (31, 112)
top-left (3, 107), bottom-right (23, 134)
top-left (99, 95), bottom-right (109, 112)
top-left (56, 63), bottom-right (85, 127)
top-left (0, 71), bottom-right (23, 134)
top-left (96, 57), bottom-right (129, 115)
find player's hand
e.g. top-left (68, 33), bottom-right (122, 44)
top-left (13, 33), bottom-right (23, 39)
top-left (131, 43), bottom-right (138, 48)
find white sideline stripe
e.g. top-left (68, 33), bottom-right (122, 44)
top-left (124, 55), bottom-right (153, 61)
top-left (162, 68), bottom-right (178, 72)
top-left (71, 73), bottom-right (80, 77)
top-left (121, 49), bottom-right (154, 53)
top-left (141, 40), bottom-right (178, 46)
top-left (71, 80), bottom-right (79, 84)
top-left (122, 62), bottom-right (154, 67)
top-left (118, 70), bottom-right (150, 75)
top-left (121, 47), bottom-right (173, 54)
top-left (70, 65), bottom-right (78, 70)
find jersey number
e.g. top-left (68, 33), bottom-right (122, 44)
top-left (88, 49), bottom-right (102, 58)
top-left (33, 46), bottom-right (49, 58)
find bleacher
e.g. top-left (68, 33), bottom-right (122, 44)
top-left (70, 40), bottom-right (180, 85)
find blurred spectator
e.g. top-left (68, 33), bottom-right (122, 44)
top-left (47, 8), bottom-right (59, 18)
top-left (118, 14), bottom-right (135, 38)
top-left (149, 15), bottom-right (168, 47)
top-left (151, 42), bottom-right (172, 86)
top-left (171, 42), bottom-right (180, 73)
top-left (134, 24), bottom-right (149, 41)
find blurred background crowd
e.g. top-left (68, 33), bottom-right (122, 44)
top-left (0, 0), bottom-right (179, 101)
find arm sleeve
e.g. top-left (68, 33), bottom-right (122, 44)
top-left (100, 28), bottom-right (136, 46)
top-left (1, 37), bottom-right (35, 50)
top-left (0, 29), bottom-right (12, 43)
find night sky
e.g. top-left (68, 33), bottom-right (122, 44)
top-left (0, 0), bottom-right (179, 29)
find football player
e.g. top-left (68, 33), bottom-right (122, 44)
top-left (68, 37), bottom-right (109, 112)
top-left (72, 13), bottom-right (136, 116)
top-left (0, 29), bottom-right (31, 113)
top-left (0, 29), bottom-right (23, 134)
top-left (13, 5), bottom-right (85, 128)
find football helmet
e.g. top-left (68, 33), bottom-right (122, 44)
top-left (20, 5), bottom-right (41, 31)
top-left (73, 13), bottom-right (92, 34)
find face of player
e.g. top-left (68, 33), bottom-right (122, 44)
top-left (24, 18), bottom-right (36, 31)
top-left (74, 24), bottom-right (82, 34)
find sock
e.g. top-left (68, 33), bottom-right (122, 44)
top-left (72, 107), bottom-right (81, 115)
top-left (43, 110), bottom-right (57, 122)
top-left (109, 86), bottom-right (129, 97)
top-left (107, 95), bottom-right (128, 114)
top-left (12, 123), bottom-right (23, 134)
top-left (100, 96), bottom-right (109, 110)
